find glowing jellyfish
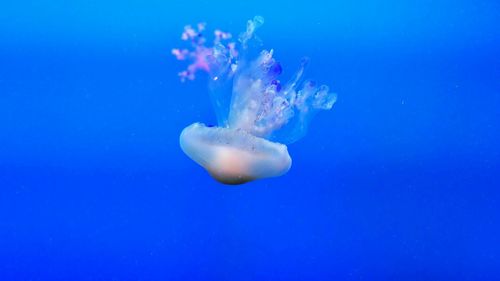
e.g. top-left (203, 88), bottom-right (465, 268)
top-left (172, 16), bottom-right (337, 184)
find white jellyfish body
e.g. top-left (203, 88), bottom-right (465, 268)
top-left (180, 123), bottom-right (291, 184)
top-left (172, 16), bottom-right (337, 184)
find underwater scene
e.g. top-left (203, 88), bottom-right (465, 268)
top-left (1, 0), bottom-right (499, 280)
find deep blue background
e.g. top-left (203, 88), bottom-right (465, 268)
top-left (1, 0), bottom-right (499, 280)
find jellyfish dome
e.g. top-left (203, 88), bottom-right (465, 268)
top-left (172, 16), bottom-right (337, 185)
top-left (180, 123), bottom-right (291, 185)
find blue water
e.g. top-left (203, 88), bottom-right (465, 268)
top-left (1, 0), bottom-right (499, 280)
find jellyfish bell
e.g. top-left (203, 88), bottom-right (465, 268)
top-left (179, 123), bottom-right (292, 185)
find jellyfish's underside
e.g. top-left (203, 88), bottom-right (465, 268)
top-left (180, 123), bottom-right (291, 184)
top-left (173, 16), bottom-right (336, 185)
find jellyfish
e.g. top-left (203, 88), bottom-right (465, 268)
top-left (172, 16), bottom-right (337, 185)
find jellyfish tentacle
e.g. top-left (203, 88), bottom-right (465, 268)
top-left (239, 16), bottom-right (264, 49)
top-left (172, 19), bottom-right (336, 143)
top-left (283, 57), bottom-right (309, 95)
